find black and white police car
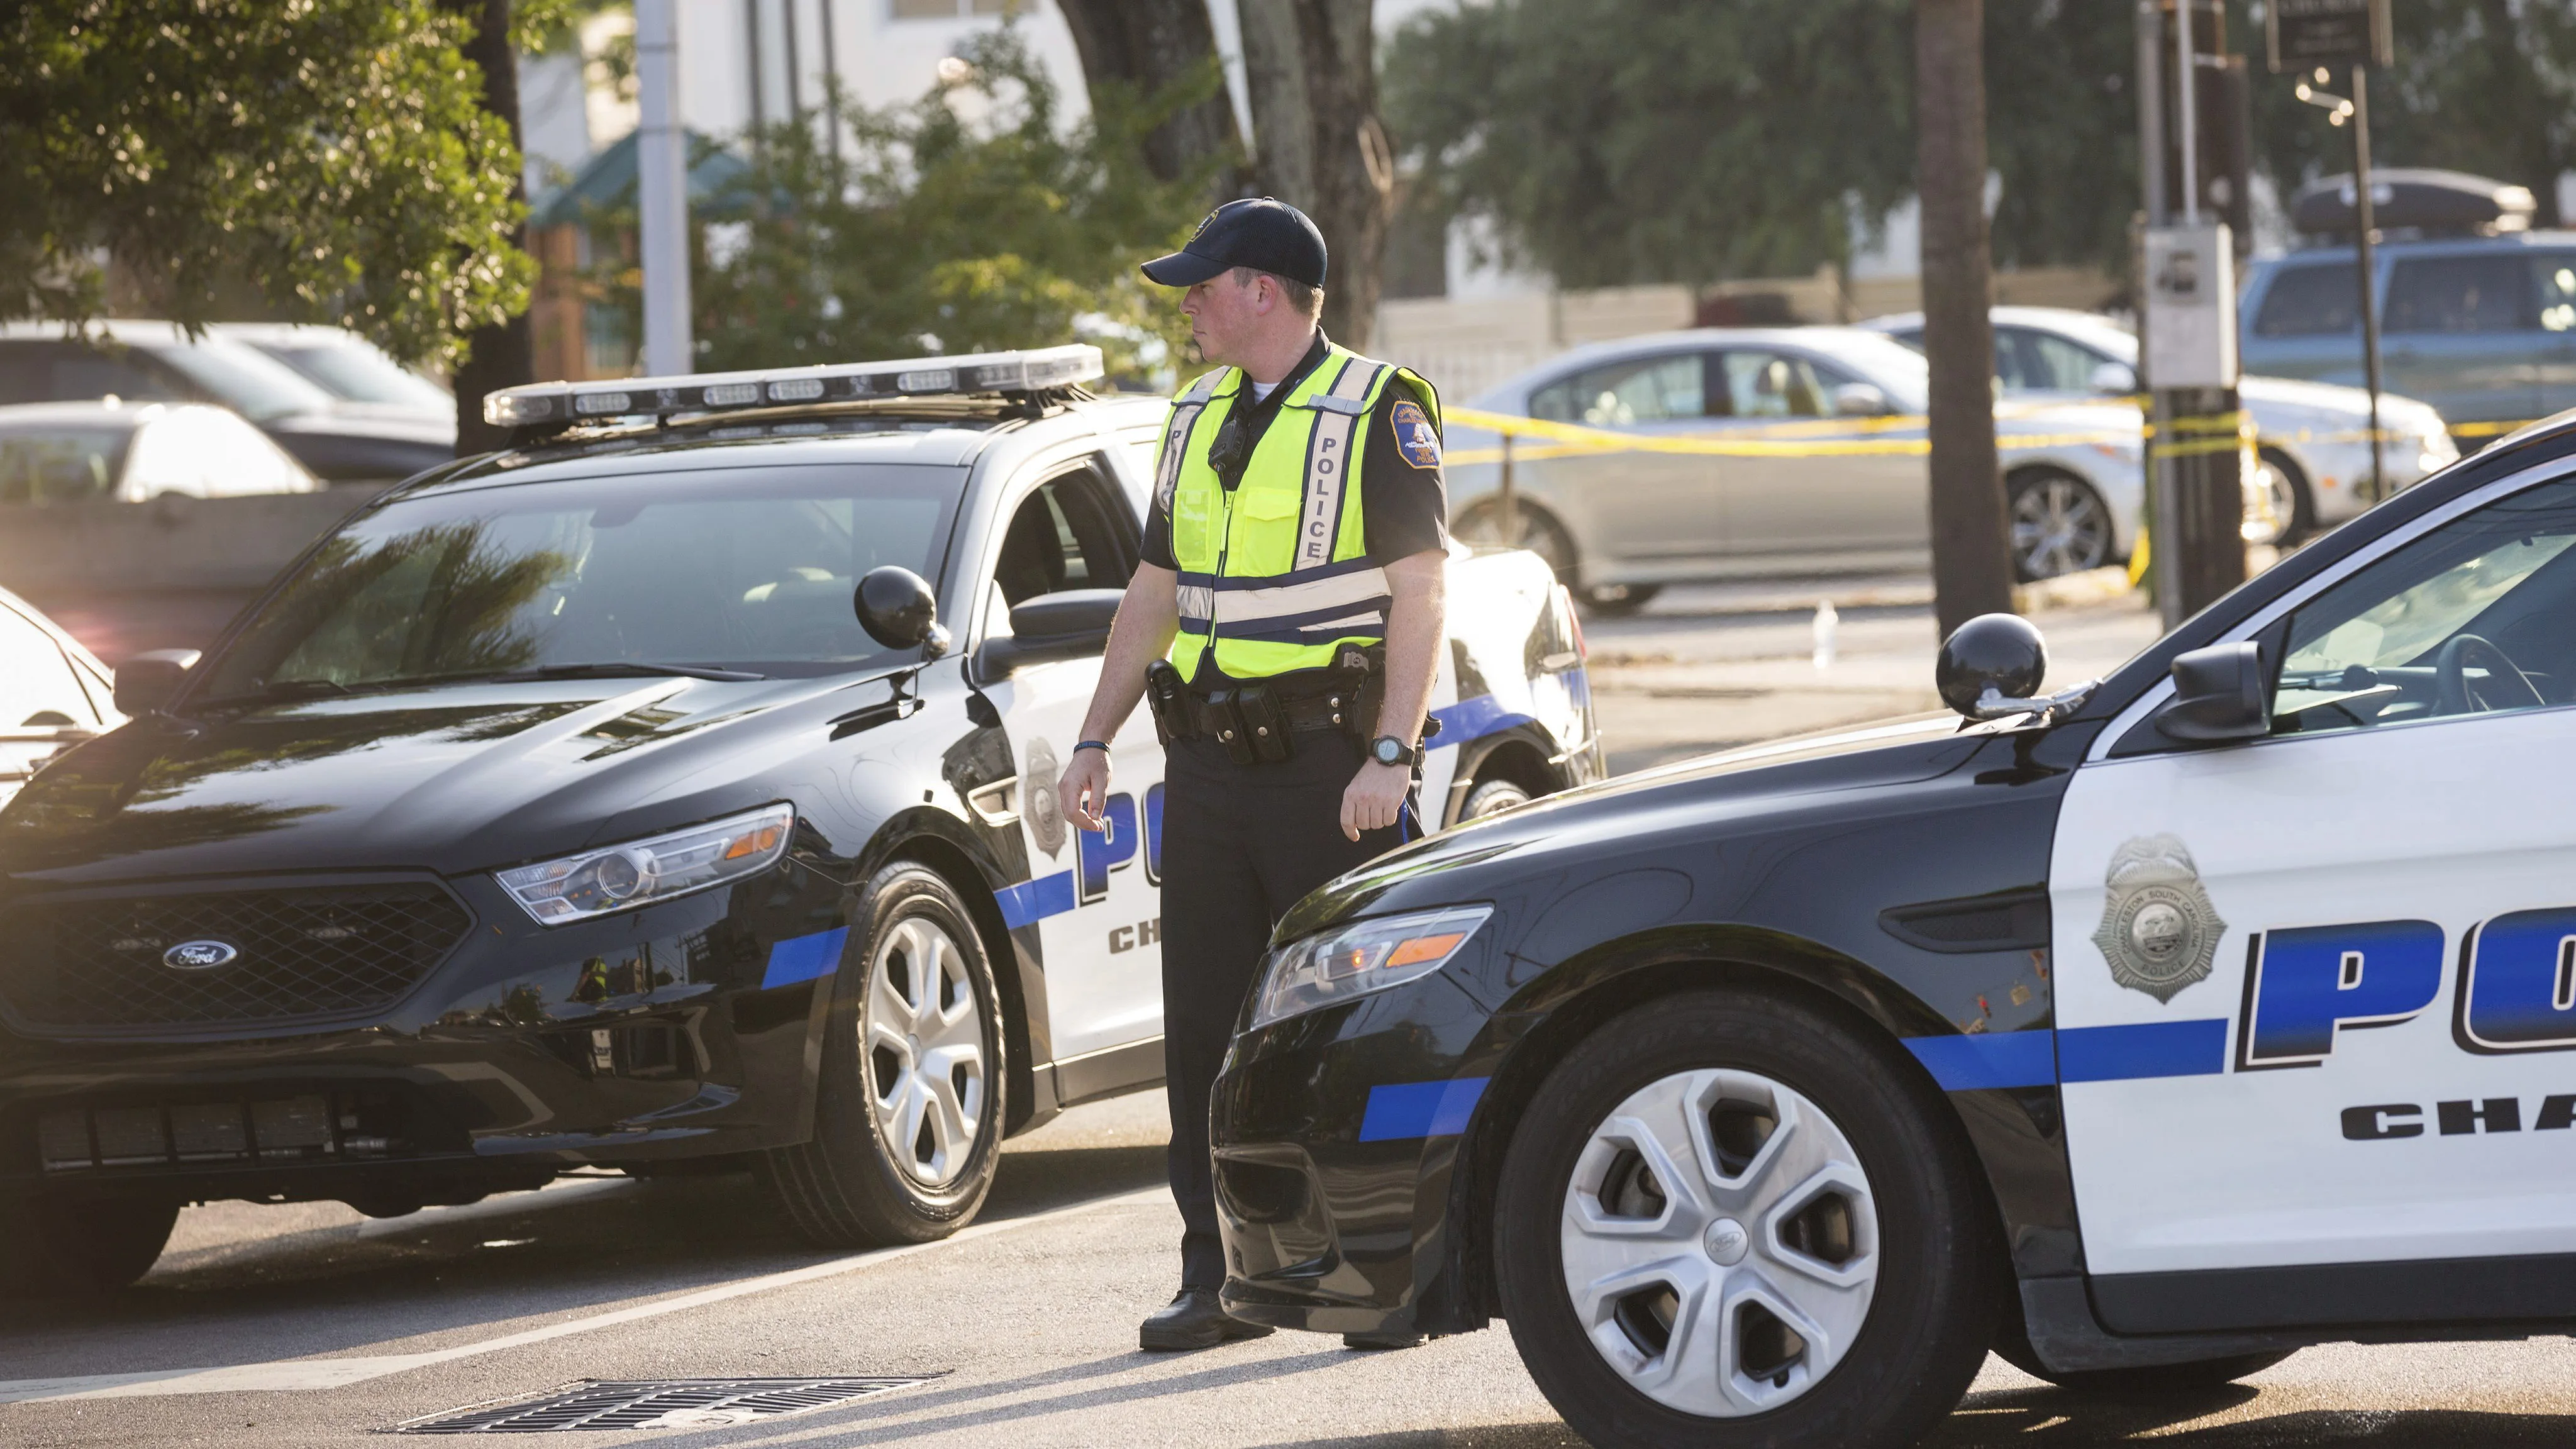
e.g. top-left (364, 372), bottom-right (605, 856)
top-left (1209, 406), bottom-right (2576, 1445)
top-left (0, 345), bottom-right (1600, 1294)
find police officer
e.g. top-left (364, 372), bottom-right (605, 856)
top-left (1055, 198), bottom-right (1448, 1353)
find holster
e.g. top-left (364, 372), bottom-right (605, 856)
top-left (1206, 685), bottom-right (1296, 764)
top-left (1145, 659), bottom-right (1189, 746)
top-left (1328, 644), bottom-right (1440, 747)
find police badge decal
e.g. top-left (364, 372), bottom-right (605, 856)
top-left (2090, 835), bottom-right (2226, 1003)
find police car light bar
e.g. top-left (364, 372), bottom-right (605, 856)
top-left (482, 344), bottom-right (1105, 429)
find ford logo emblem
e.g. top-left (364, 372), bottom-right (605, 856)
top-left (163, 940), bottom-right (240, 970)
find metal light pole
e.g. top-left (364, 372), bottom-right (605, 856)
top-left (2351, 66), bottom-right (2386, 501)
top-left (635, 0), bottom-right (693, 377)
top-left (2272, 0), bottom-right (2394, 499)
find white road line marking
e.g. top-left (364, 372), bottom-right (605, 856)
top-left (0, 1186), bottom-right (1165, 1406)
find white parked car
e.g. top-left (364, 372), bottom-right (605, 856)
top-left (1863, 306), bottom-right (2460, 541)
top-left (0, 586), bottom-right (118, 806)
top-left (0, 400), bottom-right (318, 504)
top-left (213, 322), bottom-right (455, 426)
top-left (1447, 326), bottom-right (2148, 608)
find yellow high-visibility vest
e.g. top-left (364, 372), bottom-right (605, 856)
top-left (1152, 342), bottom-right (1440, 682)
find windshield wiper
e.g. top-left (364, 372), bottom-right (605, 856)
top-left (491, 662), bottom-right (767, 683)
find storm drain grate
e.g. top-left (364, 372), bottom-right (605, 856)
top-left (391, 1376), bottom-right (939, 1433)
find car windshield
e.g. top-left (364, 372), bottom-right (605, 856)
top-left (198, 461), bottom-right (964, 699)
top-left (256, 337), bottom-right (453, 411)
top-left (0, 419), bottom-right (136, 503)
top-left (136, 335), bottom-right (339, 422)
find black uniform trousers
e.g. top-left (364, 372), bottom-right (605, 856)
top-left (1159, 730), bottom-right (1406, 1291)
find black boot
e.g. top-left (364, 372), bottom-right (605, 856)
top-left (1140, 1289), bottom-right (1276, 1352)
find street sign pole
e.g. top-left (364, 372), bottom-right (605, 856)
top-left (2352, 65), bottom-right (2385, 501)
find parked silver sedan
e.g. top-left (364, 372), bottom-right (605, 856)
top-left (1863, 306), bottom-right (2459, 541)
top-left (1448, 327), bottom-right (2146, 609)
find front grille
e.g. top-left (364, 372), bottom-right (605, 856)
top-left (0, 883), bottom-right (472, 1033)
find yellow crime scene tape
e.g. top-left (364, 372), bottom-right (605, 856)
top-left (1440, 404), bottom-right (2136, 465)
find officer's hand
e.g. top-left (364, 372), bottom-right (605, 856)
top-left (1059, 748), bottom-right (1113, 833)
top-left (1341, 761), bottom-right (1411, 842)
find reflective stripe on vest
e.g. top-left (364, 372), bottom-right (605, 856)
top-left (1160, 345), bottom-right (1436, 680)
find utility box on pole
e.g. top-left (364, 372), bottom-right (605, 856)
top-left (2143, 225), bottom-right (2236, 389)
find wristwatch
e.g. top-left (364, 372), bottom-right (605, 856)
top-left (1368, 735), bottom-right (1420, 767)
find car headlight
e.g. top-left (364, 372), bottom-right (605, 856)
top-left (495, 803), bottom-right (794, 924)
top-left (1248, 905), bottom-right (1493, 1031)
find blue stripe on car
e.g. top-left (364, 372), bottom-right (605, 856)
top-left (1428, 692), bottom-right (1538, 751)
top-left (760, 926), bottom-right (848, 989)
top-left (996, 870), bottom-right (1076, 929)
top-left (1358, 1077), bottom-right (1491, 1141)
top-left (1904, 1019), bottom-right (2231, 1089)
top-left (1905, 1031), bottom-right (2058, 1090)
top-left (2057, 1019), bottom-right (2229, 1081)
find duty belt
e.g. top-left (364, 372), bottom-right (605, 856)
top-left (1178, 686), bottom-right (1360, 743)
top-left (1143, 647), bottom-right (1436, 767)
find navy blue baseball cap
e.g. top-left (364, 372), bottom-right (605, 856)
top-left (1140, 197), bottom-right (1328, 289)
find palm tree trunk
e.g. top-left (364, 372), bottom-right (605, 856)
top-left (1916, 0), bottom-right (2014, 635)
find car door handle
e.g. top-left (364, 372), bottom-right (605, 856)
top-left (965, 776), bottom-right (1021, 828)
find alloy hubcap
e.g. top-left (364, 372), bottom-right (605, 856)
top-left (862, 916), bottom-right (986, 1189)
top-left (1560, 1069), bottom-right (1879, 1418)
top-left (2010, 477), bottom-right (2109, 578)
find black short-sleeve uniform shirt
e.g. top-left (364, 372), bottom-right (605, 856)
top-left (1141, 331), bottom-right (1448, 575)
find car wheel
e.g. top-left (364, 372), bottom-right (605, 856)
top-left (758, 862), bottom-right (1005, 1248)
top-left (2006, 471), bottom-right (2112, 581)
top-left (1494, 990), bottom-right (1997, 1449)
top-left (1997, 1341), bottom-right (2293, 1393)
top-left (0, 1194), bottom-right (178, 1297)
top-left (2258, 448), bottom-right (2316, 544)
top-left (1582, 583), bottom-right (1663, 617)
top-left (1460, 775), bottom-right (1534, 821)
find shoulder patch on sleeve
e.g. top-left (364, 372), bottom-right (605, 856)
top-left (1389, 399), bottom-right (1441, 470)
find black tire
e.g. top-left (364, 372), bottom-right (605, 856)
top-left (758, 862), bottom-right (1006, 1248)
top-left (1494, 989), bottom-right (1999, 1449)
top-left (1995, 1338), bottom-right (2293, 1393)
top-left (1460, 775), bottom-right (1534, 821)
top-left (1581, 583), bottom-right (1663, 617)
top-left (0, 1194), bottom-right (178, 1297)
top-left (2258, 447), bottom-right (2318, 545)
top-left (1457, 497), bottom-right (1580, 581)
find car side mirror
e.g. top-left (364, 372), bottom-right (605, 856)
top-left (2155, 641), bottom-right (2272, 743)
top-left (975, 588), bottom-right (1124, 679)
top-left (1832, 382), bottom-right (1892, 417)
top-left (112, 649), bottom-right (202, 716)
top-left (854, 567), bottom-right (948, 655)
top-left (1936, 614), bottom-right (2047, 718)
top-left (2089, 360), bottom-right (2138, 394)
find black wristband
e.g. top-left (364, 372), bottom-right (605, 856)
top-left (1074, 740), bottom-right (1111, 755)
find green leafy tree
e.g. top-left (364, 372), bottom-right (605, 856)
top-left (1383, 0), bottom-right (1916, 287)
top-left (645, 28), bottom-right (1216, 380)
top-left (1385, 0), bottom-right (2576, 287)
top-left (0, 0), bottom-right (535, 369)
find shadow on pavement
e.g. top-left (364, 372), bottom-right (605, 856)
top-left (1933, 1383), bottom-right (2576, 1445)
top-left (724, 1347), bottom-right (1354, 1447)
top-left (0, 1133), bottom-right (1170, 1380)
top-left (1250, 1429), bottom-right (1584, 1448)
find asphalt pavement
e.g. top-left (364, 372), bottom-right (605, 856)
top-left (16, 574), bottom-right (2576, 1447)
